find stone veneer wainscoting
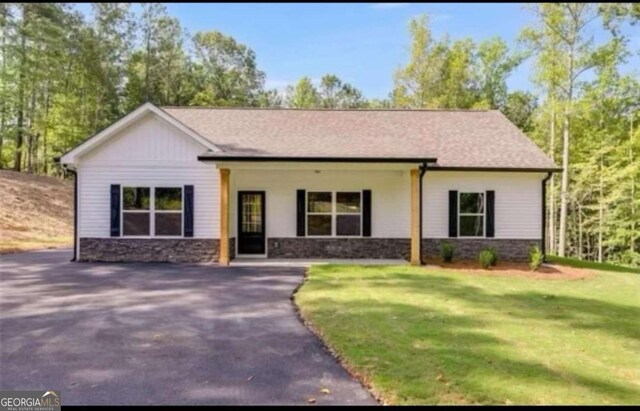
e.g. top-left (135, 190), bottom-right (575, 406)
top-left (79, 237), bottom-right (538, 262)
top-left (267, 238), bottom-right (411, 260)
top-left (79, 238), bottom-right (235, 263)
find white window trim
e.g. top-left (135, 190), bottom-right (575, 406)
top-left (121, 185), bottom-right (184, 238)
top-left (306, 190), bottom-right (363, 238)
top-left (458, 191), bottom-right (486, 238)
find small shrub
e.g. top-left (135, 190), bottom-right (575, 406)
top-left (486, 247), bottom-right (499, 266)
top-left (441, 242), bottom-right (454, 263)
top-left (529, 245), bottom-right (544, 271)
top-left (479, 250), bottom-right (494, 269)
top-left (478, 247), bottom-right (498, 268)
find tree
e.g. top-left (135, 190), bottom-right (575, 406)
top-left (191, 31), bottom-right (265, 106)
top-left (503, 91), bottom-right (538, 133)
top-left (393, 15), bottom-right (522, 110)
top-left (285, 77), bottom-right (320, 108)
top-left (476, 37), bottom-right (524, 109)
top-left (393, 15), bottom-right (449, 108)
top-left (318, 74), bottom-right (366, 108)
top-left (256, 88), bottom-right (283, 108)
top-left (523, 3), bottom-right (605, 257)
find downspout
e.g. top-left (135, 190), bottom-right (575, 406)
top-left (61, 164), bottom-right (78, 262)
top-left (541, 172), bottom-right (553, 262)
top-left (419, 162), bottom-right (428, 264)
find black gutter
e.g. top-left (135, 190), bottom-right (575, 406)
top-left (67, 167), bottom-right (78, 262)
top-left (427, 166), bottom-right (563, 173)
top-left (419, 162), bottom-right (428, 264)
top-left (541, 172), bottom-right (553, 262)
top-left (197, 156), bottom-right (439, 164)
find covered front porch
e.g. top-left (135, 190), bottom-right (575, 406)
top-left (214, 161), bottom-right (431, 266)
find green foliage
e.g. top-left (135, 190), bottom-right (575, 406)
top-left (529, 245), bottom-right (544, 271)
top-left (503, 91), bottom-right (538, 133)
top-left (285, 77), bottom-right (320, 108)
top-left (285, 74), bottom-right (366, 108)
top-left (440, 241), bottom-right (454, 263)
top-left (392, 14), bottom-right (523, 110)
top-left (478, 249), bottom-right (496, 269)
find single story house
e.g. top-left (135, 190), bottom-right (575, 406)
top-left (58, 102), bottom-right (559, 265)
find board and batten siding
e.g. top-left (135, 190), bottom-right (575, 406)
top-left (230, 168), bottom-right (411, 238)
top-left (78, 113), bottom-right (219, 238)
top-left (423, 171), bottom-right (544, 239)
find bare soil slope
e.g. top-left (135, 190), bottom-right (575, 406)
top-left (0, 170), bottom-right (72, 253)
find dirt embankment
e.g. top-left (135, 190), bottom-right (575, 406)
top-left (0, 169), bottom-right (73, 253)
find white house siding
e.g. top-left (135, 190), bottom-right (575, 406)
top-left (423, 171), bottom-right (545, 239)
top-left (78, 113), bottom-right (219, 239)
top-left (229, 165), bottom-right (412, 239)
top-left (228, 166), bottom-right (544, 241)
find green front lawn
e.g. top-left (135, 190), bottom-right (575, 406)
top-left (295, 265), bottom-right (640, 405)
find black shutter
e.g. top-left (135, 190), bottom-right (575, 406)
top-left (296, 189), bottom-right (306, 237)
top-left (184, 185), bottom-right (194, 237)
top-left (448, 190), bottom-right (458, 238)
top-left (486, 190), bottom-right (495, 238)
top-left (362, 190), bottom-right (372, 237)
top-left (110, 184), bottom-right (121, 237)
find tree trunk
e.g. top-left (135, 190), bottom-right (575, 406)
top-left (0, 4), bottom-right (7, 169)
top-left (14, 8), bottom-right (27, 172)
top-left (27, 85), bottom-right (36, 173)
top-left (42, 86), bottom-right (50, 175)
top-left (558, 112), bottom-right (570, 256)
top-left (631, 113), bottom-right (636, 253)
top-left (145, 25), bottom-right (151, 101)
top-left (578, 203), bottom-right (583, 259)
top-left (549, 109), bottom-right (556, 254)
top-left (598, 155), bottom-right (604, 263)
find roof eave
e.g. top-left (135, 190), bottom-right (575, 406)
top-left (197, 155), bottom-right (439, 164)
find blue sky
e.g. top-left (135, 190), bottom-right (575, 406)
top-left (74, 2), bottom-right (639, 100)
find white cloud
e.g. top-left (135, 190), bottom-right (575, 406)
top-left (370, 3), bottom-right (410, 10)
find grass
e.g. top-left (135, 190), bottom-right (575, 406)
top-left (295, 265), bottom-right (640, 405)
top-left (547, 255), bottom-right (640, 274)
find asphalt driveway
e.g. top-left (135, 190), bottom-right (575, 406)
top-left (0, 250), bottom-right (375, 405)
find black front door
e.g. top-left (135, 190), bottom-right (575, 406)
top-left (237, 191), bottom-right (266, 255)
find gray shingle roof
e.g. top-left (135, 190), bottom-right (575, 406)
top-left (161, 107), bottom-right (559, 170)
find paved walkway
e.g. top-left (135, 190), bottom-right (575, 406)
top-left (0, 250), bottom-right (376, 405)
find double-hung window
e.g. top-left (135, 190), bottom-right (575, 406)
top-left (122, 186), bottom-right (183, 237)
top-left (307, 191), bottom-right (362, 236)
top-left (459, 192), bottom-right (485, 237)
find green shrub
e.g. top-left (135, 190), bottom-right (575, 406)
top-left (486, 247), bottom-right (499, 266)
top-left (478, 247), bottom-right (498, 268)
top-left (441, 242), bottom-right (454, 263)
top-left (479, 250), bottom-right (494, 269)
top-left (529, 245), bottom-right (544, 271)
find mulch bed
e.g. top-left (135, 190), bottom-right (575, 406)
top-left (422, 259), bottom-right (597, 280)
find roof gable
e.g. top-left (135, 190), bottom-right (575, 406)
top-left (59, 103), bottom-right (220, 165)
